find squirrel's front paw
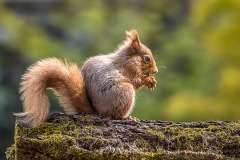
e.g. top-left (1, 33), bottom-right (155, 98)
top-left (144, 76), bottom-right (157, 90)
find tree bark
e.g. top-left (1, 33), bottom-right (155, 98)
top-left (6, 113), bottom-right (240, 159)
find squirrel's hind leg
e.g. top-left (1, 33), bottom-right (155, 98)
top-left (96, 82), bottom-right (137, 121)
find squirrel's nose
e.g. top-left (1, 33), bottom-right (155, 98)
top-left (153, 68), bottom-right (158, 74)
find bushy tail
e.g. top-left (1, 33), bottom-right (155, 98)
top-left (15, 58), bottom-right (93, 127)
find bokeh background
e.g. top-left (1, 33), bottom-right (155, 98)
top-left (0, 0), bottom-right (240, 158)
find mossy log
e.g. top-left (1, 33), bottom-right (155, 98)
top-left (6, 113), bottom-right (240, 160)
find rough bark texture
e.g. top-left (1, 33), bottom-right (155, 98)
top-left (6, 113), bottom-right (240, 160)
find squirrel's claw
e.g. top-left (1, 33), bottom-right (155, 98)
top-left (120, 116), bottom-right (140, 121)
top-left (127, 116), bottom-right (140, 121)
top-left (144, 76), bottom-right (157, 90)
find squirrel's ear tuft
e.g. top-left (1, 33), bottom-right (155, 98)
top-left (126, 29), bottom-right (140, 49)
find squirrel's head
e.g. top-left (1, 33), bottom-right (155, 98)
top-left (125, 29), bottom-right (158, 76)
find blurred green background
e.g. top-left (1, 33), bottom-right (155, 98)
top-left (0, 0), bottom-right (240, 158)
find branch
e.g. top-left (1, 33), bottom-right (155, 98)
top-left (6, 113), bottom-right (240, 159)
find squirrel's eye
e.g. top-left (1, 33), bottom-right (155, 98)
top-left (143, 55), bottom-right (151, 63)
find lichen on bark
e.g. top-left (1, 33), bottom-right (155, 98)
top-left (6, 113), bottom-right (240, 159)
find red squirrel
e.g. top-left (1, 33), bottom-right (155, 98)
top-left (15, 30), bottom-right (158, 127)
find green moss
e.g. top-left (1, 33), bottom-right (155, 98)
top-left (15, 134), bottom-right (76, 159)
top-left (77, 115), bottom-right (96, 124)
top-left (5, 144), bottom-right (16, 160)
top-left (6, 114), bottom-right (240, 159)
top-left (147, 128), bottom-right (165, 140)
top-left (145, 121), bottom-right (240, 157)
top-left (207, 125), bottom-right (221, 132)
